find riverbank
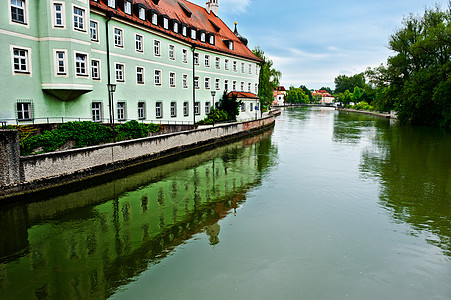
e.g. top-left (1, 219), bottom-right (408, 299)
top-left (0, 116), bottom-right (275, 201)
top-left (336, 107), bottom-right (398, 119)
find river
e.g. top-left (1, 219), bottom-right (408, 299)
top-left (1, 107), bottom-right (450, 299)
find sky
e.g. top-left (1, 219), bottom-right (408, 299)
top-left (190, 0), bottom-right (449, 89)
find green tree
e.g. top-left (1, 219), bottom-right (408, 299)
top-left (334, 73), bottom-right (366, 94)
top-left (219, 91), bottom-right (242, 120)
top-left (286, 86), bottom-right (309, 104)
top-left (320, 87), bottom-right (333, 94)
top-left (252, 46), bottom-right (282, 110)
top-left (299, 85), bottom-right (313, 101)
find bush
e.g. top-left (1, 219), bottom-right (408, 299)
top-left (198, 109), bottom-right (228, 125)
top-left (352, 101), bottom-right (374, 111)
top-left (115, 120), bottom-right (148, 141)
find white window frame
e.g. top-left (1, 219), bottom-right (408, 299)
top-left (204, 77), bottom-right (210, 90)
top-left (182, 74), bottom-right (188, 88)
top-left (205, 102), bottom-right (211, 115)
top-left (108, 0), bottom-right (116, 9)
top-left (138, 7), bottom-right (146, 20)
top-left (169, 45), bottom-right (175, 60)
top-left (53, 49), bottom-right (67, 76)
top-left (135, 34), bottom-right (143, 52)
top-left (124, 1), bottom-right (132, 15)
top-left (151, 13), bottom-right (158, 25)
top-left (209, 35), bottom-right (215, 45)
top-left (241, 62), bottom-right (245, 73)
top-left (240, 81), bottom-right (244, 91)
top-left (10, 0), bottom-right (28, 26)
top-left (114, 27), bottom-right (123, 48)
top-left (215, 78), bottom-right (220, 90)
top-left (17, 102), bottom-right (32, 121)
top-left (115, 63), bottom-right (124, 82)
top-left (183, 102), bottom-right (189, 116)
top-left (232, 81), bottom-right (237, 91)
top-left (194, 76), bottom-right (199, 89)
top-left (91, 59), bottom-right (101, 80)
top-left (182, 25), bottom-right (187, 36)
top-left (155, 102), bottom-right (163, 118)
top-left (90, 20), bottom-right (99, 42)
top-left (215, 57), bottom-right (220, 69)
top-left (72, 5), bottom-right (85, 32)
top-left (249, 64), bottom-right (252, 74)
top-left (169, 72), bottom-right (176, 87)
top-left (136, 66), bottom-right (144, 84)
top-left (194, 53), bottom-right (199, 65)
top-left (204, 55), bottom-right (210, 67)
top-left (224, 79), bottom-right (229, 91)
top-left (170, 101), bottom-right (177, 117)
top-left (117, 102), bottom-right (126, 121)
top-left (138, 102), bottom-right (146, 119)
top-left (154, 69), bottom-right (162, 86)
top-left (74, 51), bottom-right (89, 77)
top-left (163, 18), bottom-right (169, 29)
top-left (182, 49), bottom-right (188, 63)
top-left (194, 102), bottom-right (200, 115)
top-left (92, 102), bottom-right (102, 122)
top-left (154, 40), bottom-right (161, 57)
top-left (173, 22), bottom-right (179, 33)
top-left (52, 2), bottom-right (65, 28)
top-left (233, 61), bottom-right (237, 72)
top-left (11, 45), bottom-right (31, 76)
top-left (228, 41), bottom-right (234, 50)
top-left (241, 103), bottom-right (245, 112)
top-left (255, 83), bottom-right (258, 93)
top-left (200, 32), bottom-right (206, 42)
top-left (225, 59), bottom-right (229, 70)
top-left (191, 28), bottom-right (196, 40)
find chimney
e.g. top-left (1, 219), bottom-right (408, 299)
top-left (206, 0), bottom-right (218, 16)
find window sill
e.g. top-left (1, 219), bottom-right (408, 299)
top-left (12, 20), bottom-right (27, 25)
top-left (74, 28), bottom-right (86, 33)
top-left (76, 74), bottom-right (89, 77)
top-left (14, 71), bottom-right (30, 75)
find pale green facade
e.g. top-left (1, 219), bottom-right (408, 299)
top-left (0, 0), bottom-right (260, 125)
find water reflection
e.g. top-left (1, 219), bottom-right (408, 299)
top-left (0, 130), bottom-right (277, 299)
top-left (344, 113), bottom-right (451, 257)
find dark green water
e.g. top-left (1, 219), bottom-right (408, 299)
top-left (1, 107), bottom-right (451, 299)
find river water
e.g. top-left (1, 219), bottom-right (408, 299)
top-left (1, 107), bottom-right (451, 299)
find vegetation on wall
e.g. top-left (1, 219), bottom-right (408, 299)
top-left (198, 91), bottom-right (241, 125)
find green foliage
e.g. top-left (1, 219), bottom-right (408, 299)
top-left (352, 101), bottom-right (374, 111)
top-left (286, 86), bottom-right (309, 104)
top-left (334, 73), bottom-right (366, 94)
top-left (299, 85), bottom-right (313, 101)
top-left (116, 120), bottom-right (148, 141)
top-left (198, 109), bottom-right (228, 125)
top-left (367, 5), bottom-right (451, 127)
top-left (320, 87), bottom-right (333, 94)
top-left (218, 91), bottom-right (242, 120)
top-left (252, 46), bottom-right (282, 110)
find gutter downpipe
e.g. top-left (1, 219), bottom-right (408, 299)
top-left (191, 45), bottom-right (196, 126)
top-left (105, 11), bottom-right (116, 142)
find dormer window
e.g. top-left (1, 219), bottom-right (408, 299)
top-left (124, 1), bottom-right (132, 15)
top-left (182, 25), bottom-right (187, 36)
top-left (200, 32), bottom-right (206, 43)
top-left (190, 28), bottom-right (196, 40)
top-left (108, 0), bottom-right (115, 8)
top-left (151, 11), bottom-right (158, 25)
top-left (138, 7), bottom-right (145, 20)
top-left (163, 17), bottom-right (169, 29)
top-left (229, 41), bottom-right (234, 50)
top-left (173, 21), bottom-right (179, 33)
top-left (209, 34), bottom-right (215, 45)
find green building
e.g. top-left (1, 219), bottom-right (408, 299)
top-left (0, 0), bottom-right (261, 125)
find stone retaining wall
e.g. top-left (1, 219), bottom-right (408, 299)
top-left (0, 116), bottom-right (274, 199)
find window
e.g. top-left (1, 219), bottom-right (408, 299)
top-left (138, 7), bottom-right (146, 20)
top-left (163, 18), bottom-right (169, 29)
top-left (228, 41), bottom-right (234, 50)
top-left (183, 49), bottom-right (188, 63)
top-left (182, 74), bottom-right (188, 88)
top-left (92, 102), bottom-right (102, 122)
top-left (209, 35), bottom-right (215, 45)
top-left (256, 65), bottom-right (259, 75)
top-left (170, 102), bottom-right (176, 117)
top-left (90, 21), bottom-right (98, 41)
top-left (75, 53), bottom-right (87, 76)
top-left (154, 70), bottom-right (161, 85)
top-left (215, 78), bottom-right (220, 90)
top-left (138, 102), bottom-right (145, 119)
top-left (205, 77), bottom-right (210, 89)
top-left (17, 102), bottom-right (31, 121)
top-left (11, 0), bottom-right (25, 24)
top-left (154, 40), bottom-right (160, 56)
top-left (204, 55), bottom-right (210, 67)
top-left (169, 72), bottom-right (175, 87)
top-left (156, 102), bottom-right (162, 118)
top-left (114, 28), bottom-right (123, 47)
top-left (200, 32), bottom-right (206, 42)
top-left (241, 62), bottom-right (245, 73)
top-left (249, 64), bottom-right (252, 74)
top-left (182, 25), bottom-right (187, 36)
top-left (135, 34), bottom-right (143, 52)
top-left (151, 12), bottom-right (158, 25)
top-left (232, 81), bottom-right (237, 91)
top-left (55, 51), bottom-right (66, 75)
top-left (169, 45), bottom-right (175, 60)
top-left (233, 61), bottom-right (237, 72)
top-left (173, 22), bottom-right (179, 33)
top-left (117, 102), bottom-right (126, 121)
top-left (215, 57), bottom-right (220, 69)
top-left (124, 1), bottom-right (132, 15)
top-left (194, 53), bottom-right (199, 65)
top-left (250, 103), bottom-right (253, 111)
top-left (137, 67), bottom-right (144, 84)
top-left (91, 59), bottom-right (100, 80)
top-left (183, 102), bottom-right (189, 116)
top-left (205, 102), bottom-right (211, 115)
top-left (194, 76), bottom-right (199, 89)
top-left (53, 3), bottom-right (64, 27)
top-left (225, 59), bottom-right (229, 70)
top-left (241, 103), bottom-right (245, 112)
top-left (248, 83), bottom-right (251, 92)
top-left (108, 0), bottom-right (115, 8)
top-left (115, 63), bottom-right (124, 82)
top-left (194, 102), bottom-right (200, 115)
top-left (191, 28), bottom-right (196, 39)
top-left (224, 79), bottom-right (229, 91)
top-left (240, 81), bottom-right (244, 91)
top-left (73, 7), bottom-right (85, 31)
top-left (255, 83), bottom-right (258, 93)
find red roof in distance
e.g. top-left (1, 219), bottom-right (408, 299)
top-left (228, 92), bottom-right (259, 99)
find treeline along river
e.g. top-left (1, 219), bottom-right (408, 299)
top-left (1, 107), bottom-right (451, 299)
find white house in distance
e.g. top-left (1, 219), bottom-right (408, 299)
top-left (229, 91), bottom-right (260, 121)
top-left (272, 86), bottom-right (286, 106)
top-left (312, 90), bottom-right (335, 104)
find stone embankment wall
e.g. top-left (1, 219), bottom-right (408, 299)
top-left (0, 116), bottom-right (274, 199)
top-left (336, 108), bottom-right (398, 119)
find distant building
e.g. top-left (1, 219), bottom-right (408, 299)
top-left (272, 86), bottom-right (286, 106)
top-left (228, 91), bottom-right (260, 121)
top-left (312, 90), bottom-right (334, 104)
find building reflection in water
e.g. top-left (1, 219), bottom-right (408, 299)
top-left (0, 129), bottom-right (276, 299)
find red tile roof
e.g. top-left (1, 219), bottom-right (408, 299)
top-left (228, 92), bottom-right (259, 99)
top-left (90, 0), bottom-right (262, 62)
